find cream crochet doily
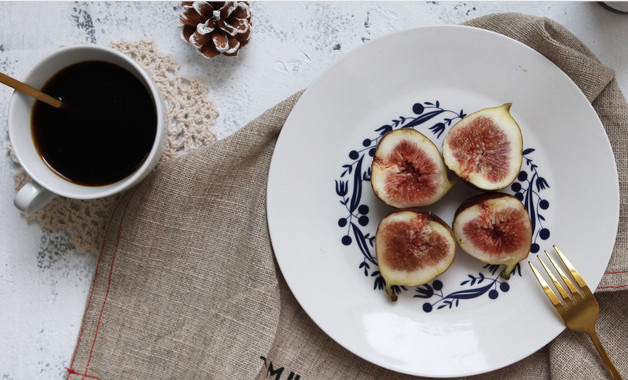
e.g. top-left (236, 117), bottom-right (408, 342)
top-left (10, 40), bottom-right (218, 254)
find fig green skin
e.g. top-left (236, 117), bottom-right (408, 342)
top-left (442, 103), bottom-right (523, 191)
top-left (453, 193), bottom-right (532, 279)
top-left (376, 209), bottom-right (456, 302)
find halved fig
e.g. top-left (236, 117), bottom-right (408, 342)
top-left (371, 129), bottom-right (453, 208)
top-left (376, 210), bottom-right (456, 301)
top-left (453, 193), bottom-right (532, 279)
top-left (442, 103), bottom-right (523, 191)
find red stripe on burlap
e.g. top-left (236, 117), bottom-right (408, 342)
top-left (65, 195), bottom-right (131, 380)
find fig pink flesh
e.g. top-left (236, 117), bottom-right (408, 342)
top-left (463, 205), bottom-right (530, 256)
top-left (380, 215), bottom-right (451, 271)
top-left (448, 117), bottom-right (511, 183)
top-left (376, 140), bottom-right (439, 204)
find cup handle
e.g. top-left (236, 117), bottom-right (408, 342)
top-left (14, 181), bottom-right (56, 213)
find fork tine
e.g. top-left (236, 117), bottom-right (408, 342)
top-left (545, 249), bottom-right (581, 298)
top-left (529, 261), bottom-right (562, 308)
top-left (538, 254), bottom-right (572, 301)
top-left (553, 245), bottom-right (591, 293)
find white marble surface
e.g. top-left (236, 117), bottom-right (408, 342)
top-left (1, 2), bottom-right (627, 379)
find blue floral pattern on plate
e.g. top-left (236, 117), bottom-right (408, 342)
top-left (335, 101), bottom-right (551, 312)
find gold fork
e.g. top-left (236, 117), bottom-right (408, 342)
top-left (529, 245), bottom-right (623, 380)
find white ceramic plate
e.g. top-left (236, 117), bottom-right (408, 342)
top-left (267, 26), bottom-right (619, 378)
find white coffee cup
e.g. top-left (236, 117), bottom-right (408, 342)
top-left (603, 2), bottom-right (628, 13)
top-left (8, 45), bottom-right (167, 213)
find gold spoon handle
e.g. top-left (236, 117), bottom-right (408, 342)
top-left (0, 72), bottom-right (62, 109)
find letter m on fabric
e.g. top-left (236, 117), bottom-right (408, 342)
top-left (259, 356), bottom-right (301, 380)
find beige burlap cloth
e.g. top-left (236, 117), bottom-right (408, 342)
top-left (66, 14), bottom-right (627, 380)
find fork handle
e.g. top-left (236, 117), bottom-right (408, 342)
top-left (585, 329), bottom-right (623, 380)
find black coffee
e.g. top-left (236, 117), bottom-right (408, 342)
top-left (31, 60), bottom-right (157, 186)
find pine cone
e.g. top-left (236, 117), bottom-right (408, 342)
top-left (180, 2), bottom-right (252, 58)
